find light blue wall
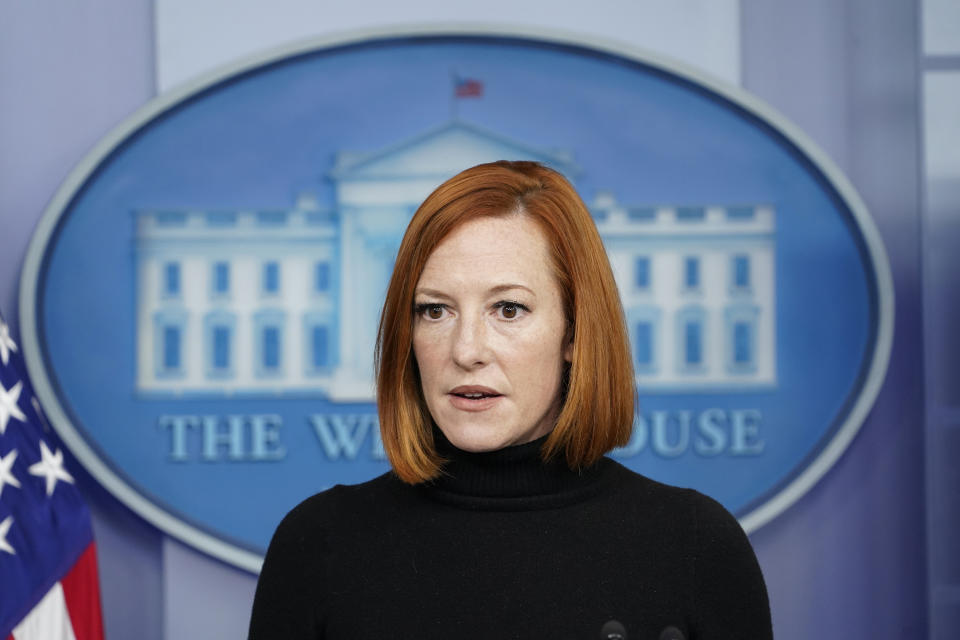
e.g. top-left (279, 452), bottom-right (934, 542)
top-left (0, 2), bottom-right (165, 638)
top-left (0, 1), bottom-right (935, 638)
top-left (742, 1), bottom-right (928, 636)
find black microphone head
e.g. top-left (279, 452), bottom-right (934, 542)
top-left (659, 625), bottom-right (686, 640)
top-left (600, 619), bottom-right (627, 640)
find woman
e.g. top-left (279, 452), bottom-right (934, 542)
top-left (249, 161), bottom-right (772, 639)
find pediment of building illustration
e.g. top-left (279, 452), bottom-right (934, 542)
top-left (329, 120), bottom-right (577, 181)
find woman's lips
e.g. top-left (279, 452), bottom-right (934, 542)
top-left (447, 386), bottom-right (503, 412)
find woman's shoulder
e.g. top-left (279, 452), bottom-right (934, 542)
top-left (605, 460), bottom-right (745, 532)
top-left (607, 461), bottom-right (771, 633)
top-left (275, 471), bottom-right (403, 533)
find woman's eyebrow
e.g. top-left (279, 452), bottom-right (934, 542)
top-left (488, 283), bottom-right (535, 297)
top-left (415, 284), bottom-right (534, 299)
top-left (413, 288), bottom-right (453, 300)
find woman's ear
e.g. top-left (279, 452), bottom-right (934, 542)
top-left (563, 328), bottom-right (573, 363)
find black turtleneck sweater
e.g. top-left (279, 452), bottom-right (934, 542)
top-left (248, 434), bottom-right (772, 639)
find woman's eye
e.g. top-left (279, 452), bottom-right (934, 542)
top-left (415, 303), bottom-right (446, 320)
top-left (495, 301), bottom-right (528, 320)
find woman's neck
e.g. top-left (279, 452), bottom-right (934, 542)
top-left (419, 427), bottom-right (613, 507)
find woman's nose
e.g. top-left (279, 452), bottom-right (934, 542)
top-left (451, 315), bottom-right (490, 369)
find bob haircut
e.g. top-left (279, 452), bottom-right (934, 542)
top-left (376, 160), bottom-right (635, 484)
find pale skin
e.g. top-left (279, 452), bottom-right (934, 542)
top-left (412, 213), bottom-right (572, 453)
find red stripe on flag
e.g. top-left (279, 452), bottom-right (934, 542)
top-left (59, 544), bottom-right (104, 640)
top-left (455, 78), bottom-right (483, 98)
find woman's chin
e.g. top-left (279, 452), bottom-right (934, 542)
top-left (438, 422), bottom-right (550, 453)
top-left (438, 426), bottom-right (513, 453)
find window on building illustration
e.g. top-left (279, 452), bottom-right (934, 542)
top-left (732, 254), bottom-right (751, 289)
top-left (257, 211), bottom-right (287, 226)
top-left (676, 306), bottom-right (706, 373)
top-left (629, 306), bottom-right (660, 375)
top-left (635, 321), bottom-right (653, 367)
top-left (263, 261), bottom-right (280, 294)
top-left (162, 325), bottom-right (181, 370)
top-left (163, 262), bottom-right (181, 297)
top-left (676, 206), bottom-right (706, 221)
top-left (306, 211), bottom-right (333, 225)
top-left (685, 320), bottom-right (703, 366)
top-left (724, 304), bottom-right (758, 374)
top-left (205, 211), bottom-right (236, 227)
top-left (314, 262), bottom-right (330, 293)
top-left (727, 206), bottom-right (755, 221)
top-left (154, 310), bottom-right (187, 379)
top-left (262, 326), bottom-right (280, 370)
top-left (634, 257), bottom-right (651, 290)
top-left (253, 311), bottom-right (285, 378)
top-left (204, 312), bottom-right (235, 378)
top-left (212, 326), bottom-right (230, 370)
top-left (733, 321), bottom-right (753, 365)
top-left (156, 211), bottom-right (187, 227)
top-left (213, 262), bottom-right (229, 295)
top-left (684, 257), bottom-right (700, 289)
top-left (627, 207), bottom-right (656, 222)
top-left (312, 325), bottom-right (329, 369)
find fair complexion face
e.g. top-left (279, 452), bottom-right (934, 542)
top-left (412, 214), bottom-right (572, 453)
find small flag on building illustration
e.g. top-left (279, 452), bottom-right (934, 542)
top-left (454, 76), bottom-right (484, 98)
top-left (0, 312), bottom-right (105, 640)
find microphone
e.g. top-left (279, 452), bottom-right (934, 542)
top-left (659, 626), bottom-right (685, 640)
top-left (600, 620), bottom-right (627, 639)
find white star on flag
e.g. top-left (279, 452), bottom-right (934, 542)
top-left (28, 440), bottom-right (75, 497)
top-left (0, 317), bottom-right (17, 366)
top-left (0, 515), bottom-right (14, 555)
top-left (0, 310), bottom-right (105, 636)
top-left (0, 448), bottom-right (20, 498)
top-left (0, 379), bottom-right (27, 435)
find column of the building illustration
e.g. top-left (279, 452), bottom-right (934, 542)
top-left (182, 221), bottom-right (206, 388)
top-left (283, 241), bottom-right (301, 389)
top-left (361, 223), bottom-right (403, 385)
top-left (752, 217), bottom-right (776, 383)
top-left (135, 229), bottom-right (151, 390)
top-left (762, 242), bottom-right (776, 382)
top-left (299, 218), bottom-right (339, 393)
top-left (361, 233), bottom-right (383, 384)
top-left (229, 250), bottom-right (251, 389)
top-left (135, 239), bottom-right (153, 390)
top-left (334, 204), bottom-right (365, 395)
top-left (354, 209), bottom-right (396, 387)
top-left (702, 240), bottom-right (729, 381)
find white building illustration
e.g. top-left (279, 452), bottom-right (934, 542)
top-left (592, 193), bottom-right (776, 389)
top-left (134, 121), bottom-right (776, 398)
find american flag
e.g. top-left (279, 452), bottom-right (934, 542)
top-left (0, 313), bottom-right (104, 640)
top-left (454, 76), bottom-right (484, 98)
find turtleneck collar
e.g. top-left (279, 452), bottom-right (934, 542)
top-left (419, 427), bottom-right (614, 510)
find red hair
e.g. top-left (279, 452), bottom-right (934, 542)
top-left (376, 161), bottom-right (634, 483)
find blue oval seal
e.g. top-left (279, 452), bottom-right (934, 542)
top-left (20, 27), bottom-right (893, 572)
